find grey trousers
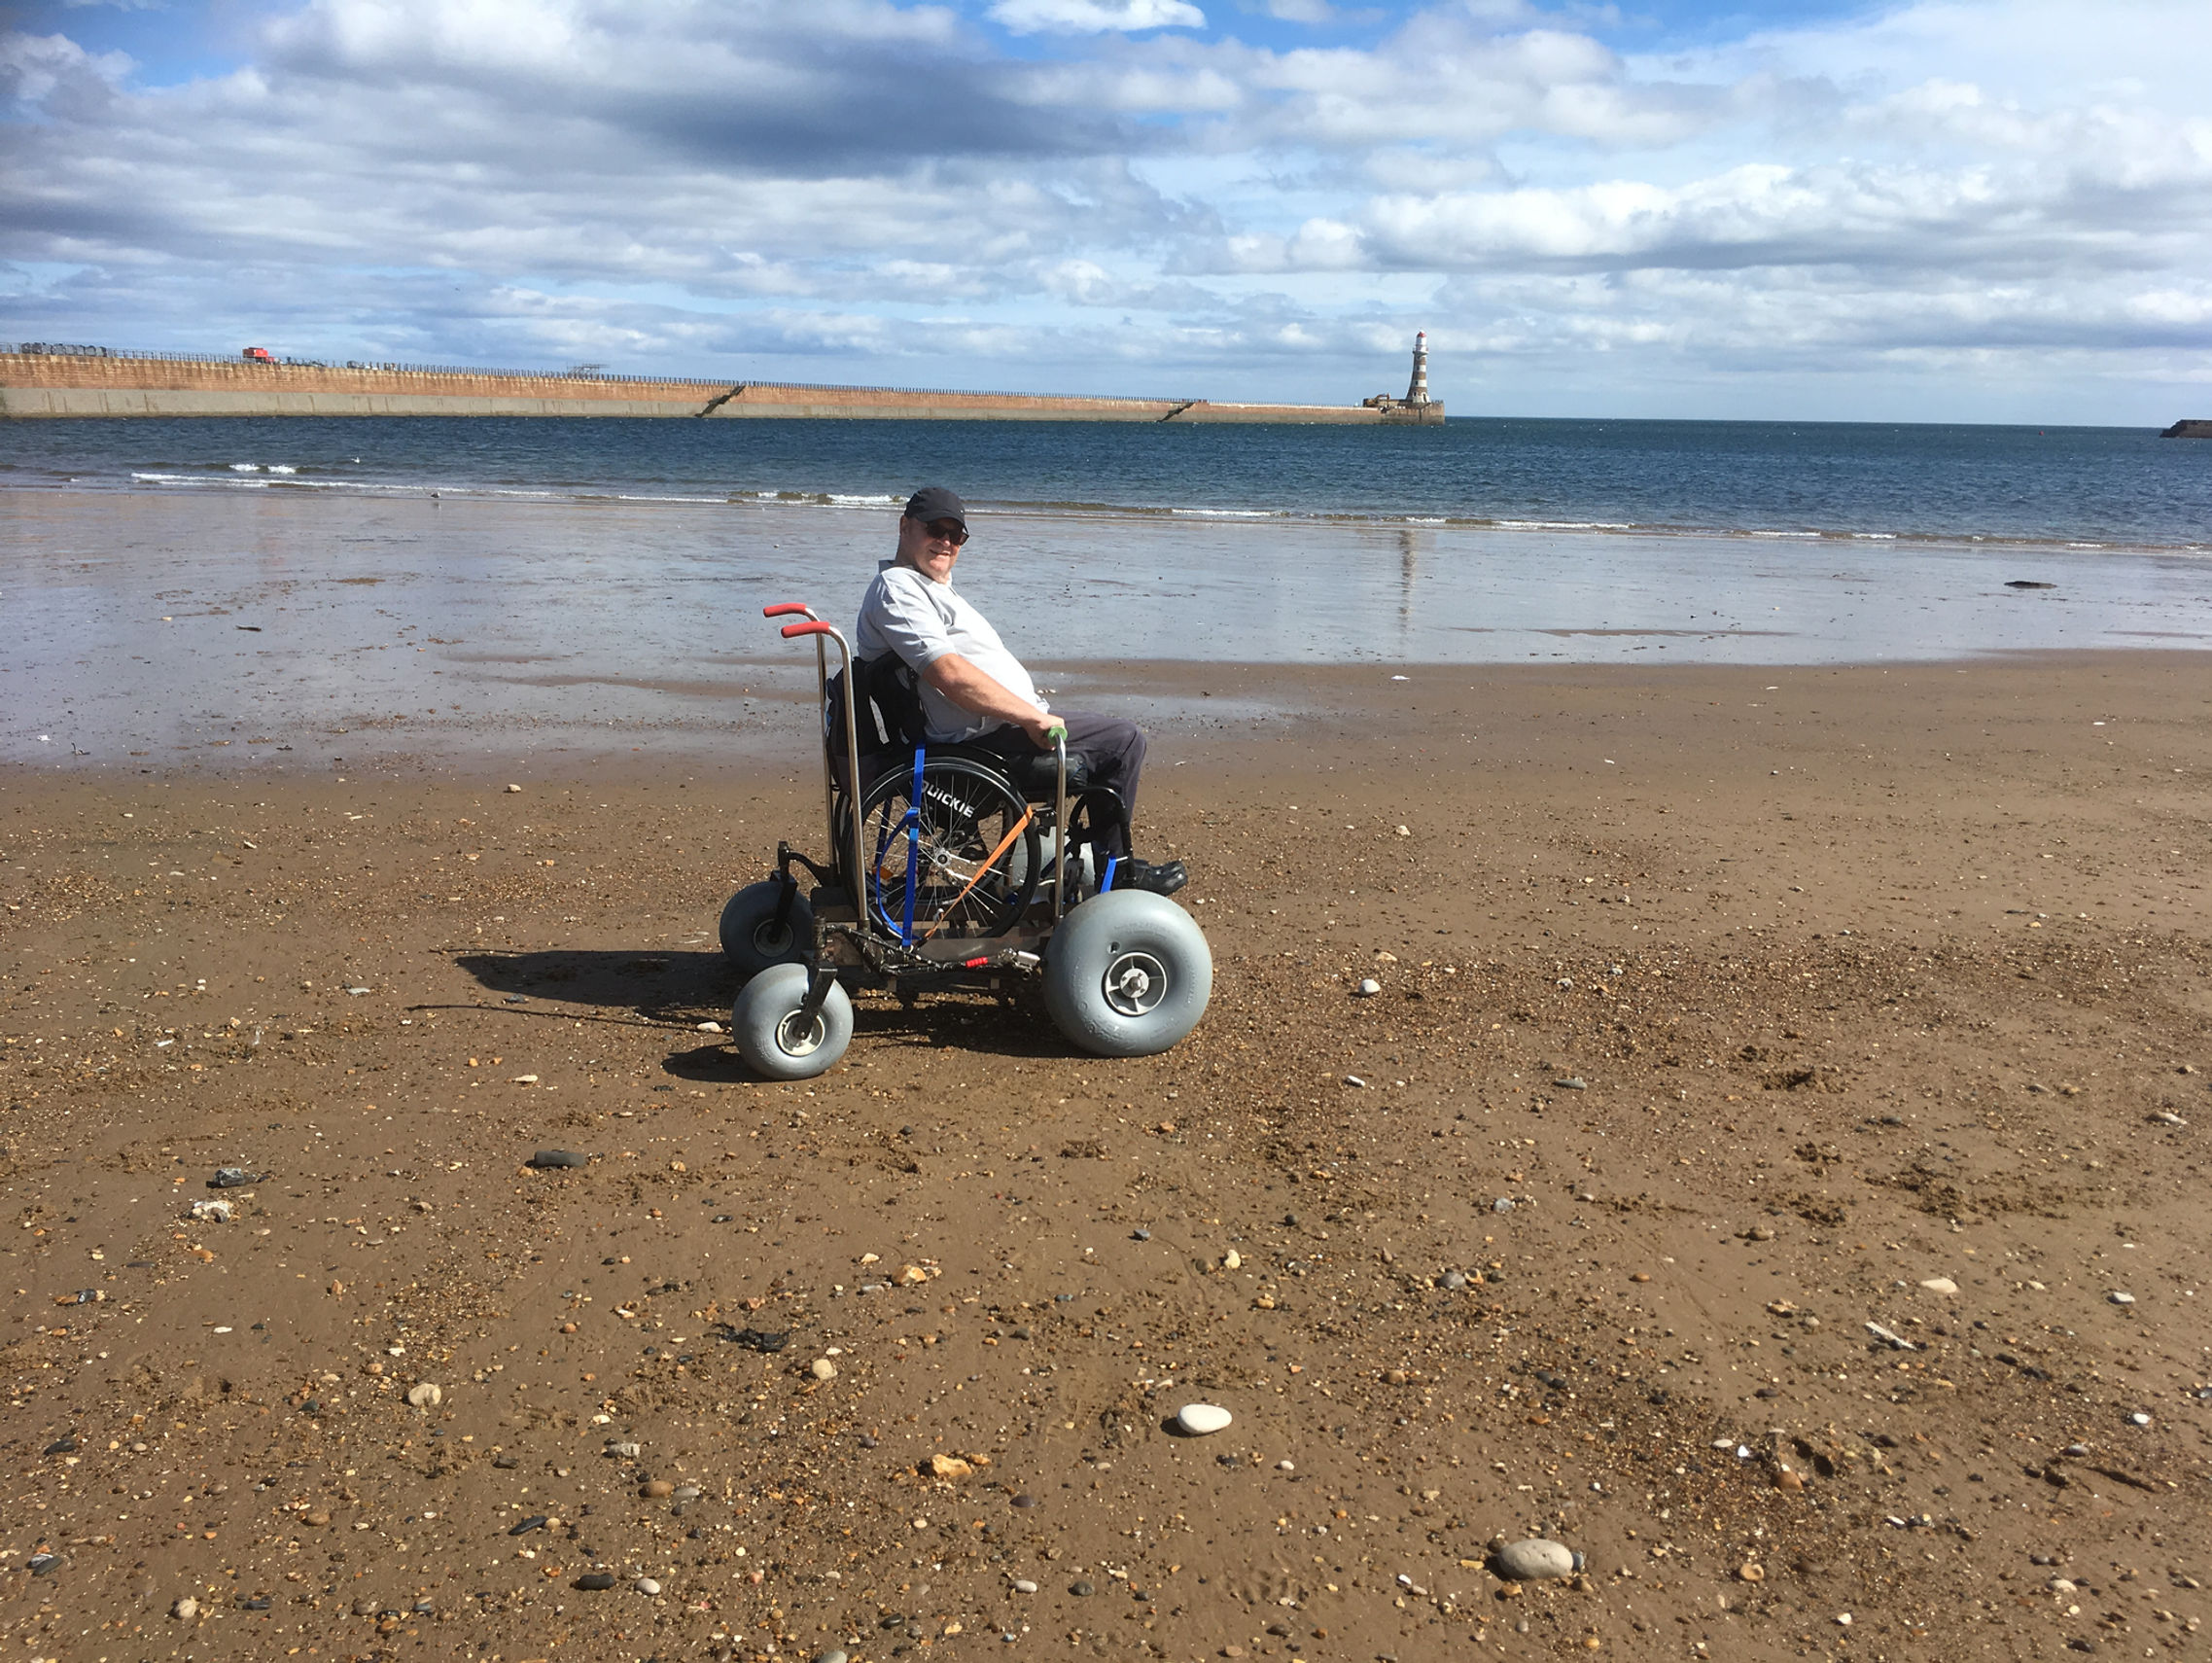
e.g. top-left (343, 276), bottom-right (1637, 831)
top-left (968, 712), bottom-right (1147, 858)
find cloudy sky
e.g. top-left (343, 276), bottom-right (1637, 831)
top-left (5, 0), bottom-right (2208, 421)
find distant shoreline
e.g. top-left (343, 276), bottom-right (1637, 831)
top-left (0, 349), bottom-right (1444, 425)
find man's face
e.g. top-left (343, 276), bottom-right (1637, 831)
top-left (896, 513), bottom-right (967, 584)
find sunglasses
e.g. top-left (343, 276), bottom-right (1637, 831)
top-left (919, 519), bottom-right (969, 547)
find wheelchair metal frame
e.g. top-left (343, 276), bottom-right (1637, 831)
top-left (758, 601), bottom-right (1091, 1018)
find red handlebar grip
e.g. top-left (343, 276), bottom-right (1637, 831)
top-left (781, 620), bottom-right (834, 639)
top-left (762, 602), bottom-right (811, 619)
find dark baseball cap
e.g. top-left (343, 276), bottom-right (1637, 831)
top-left (903, 485), bottom-right (966, 527)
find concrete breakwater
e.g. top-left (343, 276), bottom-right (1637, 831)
top-left (0, 350), bottom-right (1444, 424)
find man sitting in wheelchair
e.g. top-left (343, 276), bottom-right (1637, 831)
top-left (855, 485), bottom-right (1187, 898)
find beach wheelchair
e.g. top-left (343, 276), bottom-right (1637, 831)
top-left (718, 603), bottom-right (1212, 1079)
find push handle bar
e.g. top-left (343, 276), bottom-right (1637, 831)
top-left (763, 602), bottom-right (815, 619)
top-left (781, 620), bottom-right (836, 640)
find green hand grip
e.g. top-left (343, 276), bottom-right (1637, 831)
top-left (1046, 723), bottom-right (1068, 744)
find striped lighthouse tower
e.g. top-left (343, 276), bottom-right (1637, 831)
top-left (1404, 331), bottom-right (1431, 407)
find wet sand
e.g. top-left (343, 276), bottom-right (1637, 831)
top-left (8, 487), bottom-right (2212, 773)
top-left (5, 644), bottom-right (2212, 1662)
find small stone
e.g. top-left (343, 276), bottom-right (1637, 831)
top-left (1070, 1579), bottom-right (1095, 1596)
top-left (1276, 1460), bottom-right (1295, 1471)
top-left (1554, 1078), bottom-right (1587, 1090)
top-left (1743, 1223), bottom-right (1775, 1242)
top-left (1835, 1613), bottom-right (1852, 1627)
top-left (1176, 1402), bottom-right (1233, 1436)
top-left (171, 1596), bottom-right (199, 1619)
top-left (210, 1166), bottom-right (255, 1187)
top-left (528, 1150), bottom-right (587, 1170)
top-left (1132, 1228), bottom-right (1151, 1241)
top-left (1738, 1562), bottom-right (1765, 1582)
top-left (1011, 1494), bottom-right (1037, 1508)
top-left (190, 1198), bottom-right (233, 1222)
top-left (2130, 1412), bottom-right (2153, 1427)
top-left (1343, 1075), bottom-right (1367, 1088)
top-left (641, 1480), bottom-right (675, 1498)
top-left (814, 1650), bottom-right (849, 1663)
top-left (575, 1572), bottom-right (616, 1591)
top-left (406, 1383), bottom-right (442, 1409)
top-left (509, 1514), bottom-right (548, 1536)
top-left (351, 1596), bottom-right (377, 1616)
top-left (1492, 1197), bottom-right (1515, 1215)
top-left (506, 783), bottom-right (523, 793)
top-left (673, 1484), bottom-right (703, 1502)
top-left (2064, 1443), bottom-right (2090, 1457)
top-left (1441, 1269), bottom-right (1468, 1290)
top-left (1223, 1251), bottom-right (1242, 1270)
top-left (811, 1358), bottom-right (838, 1381)
top-left (2153, 1112), bottom-right (2189, 1126)
top-left (635, 1577), bottom-right (662, 1596)
top-left (1356, 979), bottom-right (1382, 997)
top-left (2108, 1291), bottom-right (2136, 1305)
top-left (697, 1020), bottom-right (723, 1033)
top-left (930, 1453), bottom-right (974, 1479)
top-left (1493, 1539), bottom-right (1577, 1582)
top-left (1918, 1277), bottom-right (1958, 1295)
top-left (302, 1509), bottom-right (331, 1527)
top-left (1013, 1578), bottom-right (1039, 1594)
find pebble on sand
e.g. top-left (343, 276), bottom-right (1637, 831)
top-left (171, 1597), bottom-right (198, 1620)
top-left (1355, 978), bottom-right (1382, 997)
top-left (1176, 1402), bottom-right (1233, 1435)
top-left (1917, 1278), bottom-right (1959, 1295)
top-left (815, 1649), bottom-right (850, 1663)
top-left (641, 1480), bottom-right (675, 1498)
top-left (1222, 1251), bottom-right (1242, 1271)
top-left (1493, 1539), bottom-right (1578, 1582)
top-left (2109, 1291), bottom-right (2137, 1305)
top-left (635, 1577), bottom-right (661, 1596)
top-left (1013, 1578), bottom-right (1039, 1594)
top-left (405, 1382), bottom-right (442, 1409)
top-left (574, 1573), bottom-right (616, 1591)
top-left (811, 1358), bottom-right (838, 1381)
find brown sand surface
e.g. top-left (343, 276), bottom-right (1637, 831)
top-left (4, 653), bottom-right (2211, 1663)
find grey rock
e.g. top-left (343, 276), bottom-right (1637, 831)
top-left (815, 1650), bottom-right (850, 1663)
top-left (1356, 978), bottom-right (1382, 997)
top-left (1493, 1539), bottom-right (1577, 1582)
top-left (635, 1577), bottom-right (661, 1596)
top-left (1492, 1197), bottom-right (1515, 1214)
top-left (1013, 1578), bottom-right (1039, 1594)
top-left (1441, 1269), bottom-right (1468, 1290)
top-left (1070, 1580), bottom-right (1095, 1596)
top-left (528, 1150), bottom-right (588, 1170)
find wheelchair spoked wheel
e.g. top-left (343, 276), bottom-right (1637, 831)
top-left (856, 755), bottom-right (1040, 939)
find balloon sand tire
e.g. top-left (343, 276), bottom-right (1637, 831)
top-left (732, 963), bottom-right (852, 1080)
top-left (720, 881), bottom-right (813, 978)
top-left (1042, 889), bottom-right (1211, 1057)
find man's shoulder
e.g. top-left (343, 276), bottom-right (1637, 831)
top-left (863, 563), bottom-right (937, 610)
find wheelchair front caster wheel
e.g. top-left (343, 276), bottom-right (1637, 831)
top-left (720, 881), bottom-right (813, 978)
top-left (1043, 889), bottom-right (1211, 1057)
top-left (732, 963), bottom-right (852, 1079)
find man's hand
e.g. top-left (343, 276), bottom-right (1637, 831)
top-left (1019, 711), bottom-right (1064, 750)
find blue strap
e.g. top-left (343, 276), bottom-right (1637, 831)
top-left (1101, 855), bottom-right (1120, 894)
top-left (900, 746), bottom-right (925, 944)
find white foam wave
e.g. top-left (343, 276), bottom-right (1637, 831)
top-left (1171, 508), bottom-right (1277, 518)
top-left (228, 462), bottom-right (260, 472)
top-left (267, 464), bottom-right (298, 475)
top-left (826, 493), bottom-right (901, 507)
top-left (1751, 530), bottom-right (1821, 539)
top-left (1851, 532), bottom-right (1897, 540)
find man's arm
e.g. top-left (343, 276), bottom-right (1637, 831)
top-left (922, 654), bottom-right (1058, 748)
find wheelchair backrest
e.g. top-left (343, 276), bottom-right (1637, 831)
top-left (826, 653), bottom-right (928, 771)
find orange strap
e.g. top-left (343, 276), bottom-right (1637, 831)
top-left (919, 807), bottom-right (1034, 942)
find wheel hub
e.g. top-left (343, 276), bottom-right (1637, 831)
top-left (775, 1008), bottom-right (826, 1057)
top-left (1102, 949), bottom-right (1168, 1017)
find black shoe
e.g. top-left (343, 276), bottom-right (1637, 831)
top-left (1115, 856), bottom-right (1187, 897)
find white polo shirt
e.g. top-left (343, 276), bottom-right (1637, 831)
top-left (856, 560), bottom-right (1040, 744)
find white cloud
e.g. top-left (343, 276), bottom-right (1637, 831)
top-left (989, 0), bottom-right (1206, 35)
top-left (2, 0), bottom-right (2209, 418)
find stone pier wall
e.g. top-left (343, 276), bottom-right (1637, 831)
top-left (0, 353), bottom-right (1438, 424)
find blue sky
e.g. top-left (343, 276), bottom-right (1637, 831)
top-left (5, 0), bottom-right (2209, 421)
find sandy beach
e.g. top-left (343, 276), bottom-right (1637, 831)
top-left (6, 631), bottom-right (2212, 1662)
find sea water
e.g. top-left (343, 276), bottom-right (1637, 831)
top-left (3, 416), bottom-right (2208, 766)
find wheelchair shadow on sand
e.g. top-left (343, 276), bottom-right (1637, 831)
top-left (450, 947), bottom-right (1076, 1082)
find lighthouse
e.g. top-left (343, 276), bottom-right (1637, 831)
top-left (1404, 331), bottom-right (1431, 407)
